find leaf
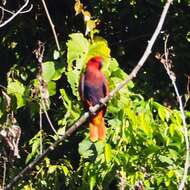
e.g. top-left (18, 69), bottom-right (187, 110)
top-left (66, 33), bottom-right (89, 98)
top-left (26, 131), bottom-right (41, 163)
top-left (52, 59), bottom-right (65, 81)
top-left (159, 155), bottom-right (173, 165)
top-left (60, 89), bottom-right (72, 109)
top-left (95, 140), bottom-right (105, 155)
top-left (74, 0), bottom-right (84, 15)
top-left (186, 31), bottom-right (190, 42)
top-left (42, 61), bottom-right (56, 82)
top-left (66, 33), bottom-right (110, 98)
top-left (0, 97), bottom-right (3, 118)
top-left (83, 11), bottom-right (91, 21)
top-left (104, 143), bottom-right (112, 163)
top-left (90, 175), bottom-right (96, 190)
top-left (78, 139), bottom-right (93, 158)
top-left (23, 185), bottom-right (35, 190)
top-left (53, 50), bottom-right (60, 60)
top-left (47, 81), bottom-right (56, 96)
top-left (62, 165), bottom-right (70, 176)
top-left (48, 165), bottom-right (57, 174)
top-left (89, 37), bottom-right (111, 60)
top-left (7, 79), bottom-right (26, 108)
top-left (85, 19), bottom-right (98, 35)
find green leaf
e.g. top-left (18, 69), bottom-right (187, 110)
top-left (104, 143), bottom-right (112, 163)
top-left (26, 131), bottom-right (41, 163)
top-left (52, 59), bottom-right (65, 81)
top-left (47, 81), bottom-right (56, 96)
top-left (60, 88), bottom-right (72, 109)
top-left (48, 165), bottom-right (57, 174)
top-left (53, 50), bottom-right (60, 60)
top-left (90, 175), bottom-right (96, 190)
top-left (186, 31), bottom-right (190, 42)
top-left (66, 33), bottom-right (111, 98)
top-left (78, 139), bottom-right (93, 158)
top-left (62, 166), bottom-right (70, 176)
top-left (88, 36), bottom-right (110, 60)
top-left (7, 79), bottom-right (26, 108)
top-left (42, 61), bottom-right (56, 82)
top-left (0, 96), bottom-right (4, 118)
top-left (95, 140), bottom-right (105, 155)
top-left (66, 33), bottom-right (89, 98)
top-left (159, 155), bottom-right (173, 165)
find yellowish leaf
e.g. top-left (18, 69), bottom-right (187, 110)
top-left (74, 0), bottom-right (83, 15)
top-left (85, 19), bottom-right (99, 36)
top-left (82, 10), bottom-right (91, 21)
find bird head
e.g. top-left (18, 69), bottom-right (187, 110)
top-left (87, 56), bottom-right (103, 70)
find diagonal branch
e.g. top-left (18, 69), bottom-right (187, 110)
top-left (40, 0), bottom-right (61, 51)
top-left (3, 0), bottom-right (173, 189)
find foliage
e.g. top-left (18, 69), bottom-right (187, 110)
top-left (0, 0), bottom-right (190, 190)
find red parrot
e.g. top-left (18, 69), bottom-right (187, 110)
top-left (79, 56), bottom-right (109, 142)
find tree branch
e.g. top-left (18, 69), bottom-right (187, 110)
top-left (3, 0), bottom-right (173, 189)
top-left (161, 34), bottom-right (189, 190)
top-left (0, 0), bottom-right (32, 28)
top-left (0, 4), bottom-right (33, 15)
top-left (40, 0), bottom-right (61, 51)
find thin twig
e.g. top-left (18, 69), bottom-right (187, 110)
top-left (40, 0), bottom-right (61, 51)
top-left (0, 4), bottom-right (33, 15)
top-left (0, 84), bottom-right (7, 90)
top-left (162, 35), bottom-right (189, 190)
top-left (40, 101), bottom-right (57, 135)
top-left (3, 1), bottom-right (173, 189)
top-left (0, 6), bottom-right (14, 14)
top-left (34, 41), bottom-right (58, 135)
top-left (2, 160), bottom-right (6, 189)
top-left (0, 0), bottom-right (31, 28)
top-left (19, 4), bottom-right (33, 14)
top-left (0, 7), bottom-right (5, 23)
top-left (39, 105), bottom-right (43, 155)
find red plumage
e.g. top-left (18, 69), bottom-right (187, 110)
top-left (79, 56), bottom-right (109, 141)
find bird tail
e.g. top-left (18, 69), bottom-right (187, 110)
top-left (89, 111), bottom-right (106, 142)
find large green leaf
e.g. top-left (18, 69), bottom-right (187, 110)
top-left (66, 33), bottom-right (111, 98)
top-left (42, 61), bottom-right (56, 82)
top-left (7, 79), bottom-right (26, 108)
top-left (78, 139), bottom-right (94, 158)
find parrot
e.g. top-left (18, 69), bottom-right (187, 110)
top-left (79, 56), bottom-right (109, 142)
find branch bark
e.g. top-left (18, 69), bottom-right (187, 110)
top-left (3, 0), bottom-right (173, 189)
top-left (0, 0), bottom-right (31, 28)
top-left (162, 34), bottom-right (189, 190)
top-left (40, 0), bottom-right (61, 51)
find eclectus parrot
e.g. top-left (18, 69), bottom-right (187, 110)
top-left (79, 56), bottom-right (109, 142)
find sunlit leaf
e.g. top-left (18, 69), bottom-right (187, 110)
top-left (104, 143), bottom-right (112, 163)
top-left (47, 81), bottom-right (56, 96)
top-left (74, 0), bottom-right (84, 15)
top-left (79, 139), bottom-right (94, 158)
top-left (42, 61), bottom-right (56, 82)
top-left (53, 50), bottom-right (60, 60)
top-left (90, 175), bottom-right (96, 190)
top-left (159, 155), bottom-right (173, 165)
top-left (66, 33), bottom-right (110, 98)
top-left (7, 79), bottom-right (26, 108)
